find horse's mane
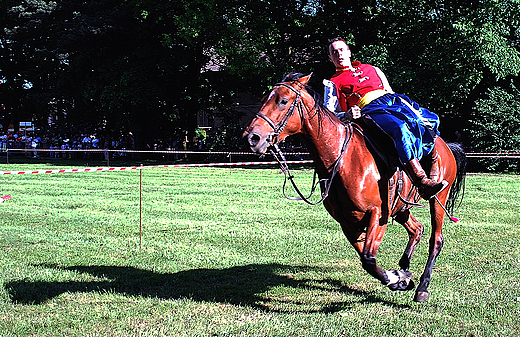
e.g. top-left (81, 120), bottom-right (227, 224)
top-left (282, 72), bottom-right (337, 124)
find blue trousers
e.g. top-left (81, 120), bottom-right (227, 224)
top-left (362, 93), bottom-right (440, 162)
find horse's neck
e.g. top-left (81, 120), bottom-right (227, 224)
top-left (300, 110), bottom-right (351, 174)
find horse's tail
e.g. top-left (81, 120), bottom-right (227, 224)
top-left (446, 142), bottom-right (467, 214)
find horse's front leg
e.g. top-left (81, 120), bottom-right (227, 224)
top-left (343, 209), bottom-right (406, 287)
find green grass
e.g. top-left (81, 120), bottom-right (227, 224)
top-left (0, 164), bottom-right (519, 336)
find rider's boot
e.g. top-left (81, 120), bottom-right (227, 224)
top-left (428, 147), bottom-right (441, 182)
top-left (403, 158), bottom-right (448, 200)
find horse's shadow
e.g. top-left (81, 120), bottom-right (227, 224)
top-left (5, 263), bottom-right (408, 312)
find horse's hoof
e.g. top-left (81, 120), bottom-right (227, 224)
top-left (388, 278), bottom-right (415, 291)
top-left (414, 291), bottom-right (429, 302)
top-left (405, 278), bottom-right (415, 290)
top-left (387, 269), bottom-right (415, 291)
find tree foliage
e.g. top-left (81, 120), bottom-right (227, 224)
top-left (0, 0), bottom-right (60, 129)
top-left (1, 0), bottom-right (519, 158)
top-left (467, 82), bottom-right (520, 171)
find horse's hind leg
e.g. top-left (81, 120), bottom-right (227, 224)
top-left (414, 194), bottom-right (447, 302)
top-left (385, 210), bottom-right (423, 291)
top-left (394, 210), bottom-right (424, 271)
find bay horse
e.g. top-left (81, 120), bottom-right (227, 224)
top-left (243, 73), bottom-right (466, 302)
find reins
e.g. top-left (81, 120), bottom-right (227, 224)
top-left (271, 125), bottom-right (352, 205)
top-left (260, 81), bottom-right (353, 205)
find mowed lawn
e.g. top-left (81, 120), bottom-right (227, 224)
top-left (0, 163), bottom-right (519, 336)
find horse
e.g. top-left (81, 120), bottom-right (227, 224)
top-left (242, 73), bottom-right (466, 302)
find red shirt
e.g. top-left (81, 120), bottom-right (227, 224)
top-left (330, 62), bottom-right (386, 111)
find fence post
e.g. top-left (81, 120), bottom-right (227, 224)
top-left (139, 164), bottom-right (143, 253)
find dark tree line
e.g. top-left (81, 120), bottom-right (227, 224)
top-left (1, 0), bottom-right (519, 161)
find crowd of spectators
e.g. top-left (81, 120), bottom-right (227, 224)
top-left (0, 127), bottom-right (309, 163)
top-left (0, 128), bottom-right (207, 161)
top-left (0, 130), bottom-right (134, 159)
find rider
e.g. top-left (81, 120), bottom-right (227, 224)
top-left (326, 37), bottom-right (448, 200)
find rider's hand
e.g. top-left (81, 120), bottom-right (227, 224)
top-left (348, 105), bottom-right (362, 119)
top-left (336, 106), bottom-right (362, 123)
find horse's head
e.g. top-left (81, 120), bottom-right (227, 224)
top-left (243, 73), bottom-right (312, 155)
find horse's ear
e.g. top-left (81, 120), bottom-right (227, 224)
top-left (298, 72), bottom-right (313, 86)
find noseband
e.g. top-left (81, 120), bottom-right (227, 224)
top-left (255, 82), bottom-right (302, 145)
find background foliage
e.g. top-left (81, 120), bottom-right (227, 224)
top-left (1, 0), bottom-right (520, 163)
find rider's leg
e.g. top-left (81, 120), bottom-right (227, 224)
top-left (403, 158), bottom-right (448, 200)
top-left (365, 112), bottom-right (447, 200)
top-left (428, 146), bottom-right (441, 181)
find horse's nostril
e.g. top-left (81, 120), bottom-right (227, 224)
top-left (248, 133), bottom-right (261, 147)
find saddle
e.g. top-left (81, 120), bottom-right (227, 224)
top-left (353, 115), bottom-right (400, 173)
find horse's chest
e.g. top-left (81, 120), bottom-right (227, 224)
top-left (324, 196), bottom-right (373, 228)
top-left (323, 177), bottom-right (385, 227)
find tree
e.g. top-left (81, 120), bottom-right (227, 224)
top-left (1, 0), bottom-right (251, 146)
top-left (51, 0), bottom-right (185, 144)
top-left (467, 82), bottom-right (520, 171)
top-left (2, 0), bottom-right (520, 156)
top-left (355, 0), bottom-right (520, 142)
top-left (0, 0), bottom-right (60, 131)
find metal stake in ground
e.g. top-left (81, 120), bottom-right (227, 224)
top-left (140, 164), bottom-right (143, 252)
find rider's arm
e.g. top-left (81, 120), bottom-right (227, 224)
top-left (375, 67), bottom-right (394, 93)
top-left (349, 67), bottom-right (391, 120)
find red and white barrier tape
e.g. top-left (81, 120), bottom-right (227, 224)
top-left (0, 166), bottom-right (141, 175)
top-left (3, 150), bottom-right (520, 176)
top-left (5, 148), bottom-right (310, 156)
top-left (0, 160), bottom-right (313, 175)
top-left (468, 152), bottom-right (520, 155)
top-left (466, 152), bottom-right (520, 158)
top-left (466, 155), bottom-right (520, 158)
top-left (6, 148), bottom-right (520, 157)
top-left (144, 160), bottom-right (313, 169)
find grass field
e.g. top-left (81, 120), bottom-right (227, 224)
top-left (0, 162), bottom-right (519, 336)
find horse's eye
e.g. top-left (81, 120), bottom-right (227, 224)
top-left (279, 98), bottom-right (289, 106)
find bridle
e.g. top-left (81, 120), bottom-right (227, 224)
top-left (255, 82), bottom-right (303, 146)
top-left (255, 81), bottom-right (352, 205)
